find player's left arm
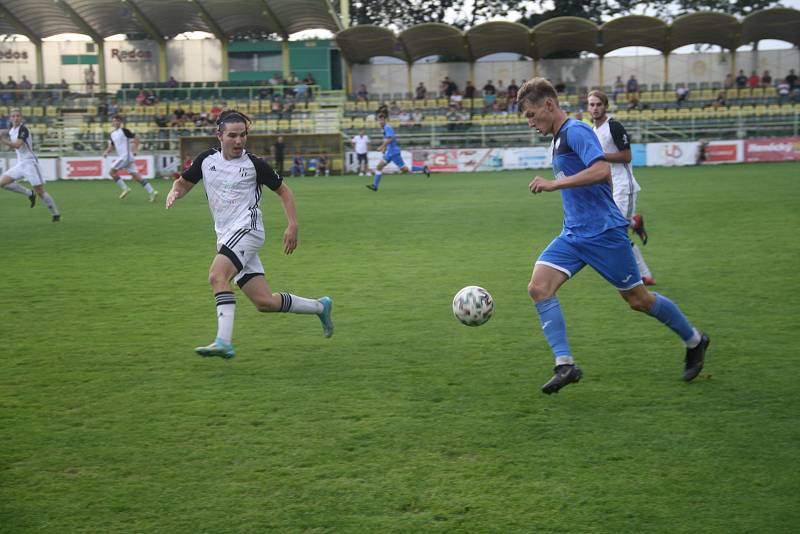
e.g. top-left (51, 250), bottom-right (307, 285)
top-left (274, 183), bottom-right (298, 255)
top-left (0, 128), bottom-right (25, 149)
top-left (604, 120), bottom-right (632, 163)
top-left (131, 134), bottom-right (141, 155)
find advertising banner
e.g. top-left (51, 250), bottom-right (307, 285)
top-left (646, 142), bottom-right (699, 167)
top-left (412, 149), bottom-right (459, 173)
top-left (60, 156), bottom-right (154, 180)
top-left (457, 148), bottom-right (505, 172)
top-left (631, 143), bottom-right (647, 167)
top-left (502, 147), bottom-right (551, 170)
top-left (705, 140), bottom-right (744, 164)
top-left (745, 137), bottom-right (800, 162)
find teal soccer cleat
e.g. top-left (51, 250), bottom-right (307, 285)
top-left (317, 296), bottom-right (334, 338)
top-left (194, 338), bottom-right (235, 359)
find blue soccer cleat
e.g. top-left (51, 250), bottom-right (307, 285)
top-left (194, 338), bottom-right (235, 359)
top-left (317, 296), bottom-right (334, 338)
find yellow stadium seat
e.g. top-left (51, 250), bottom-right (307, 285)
top-left (340, 117), bottom-right (353, 129)
top-left (307, 102), bottom-right (320, 111)
top-left (698, 89), bottom-right (713, 100)
top-left (652, 109), bottom-right (666, 120)
top-left (725, 88), bottom-right (738, 99)
top-left (751, 87), bottom-right (765, 98)
top-left (344, 101), bottom-right (355, 112)
top-left (424, 98), bottom-right (438, 108)
top-left (737, 88), bottom-right (751, 99)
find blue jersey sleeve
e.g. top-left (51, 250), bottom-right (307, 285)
top-left (383, 124), bottom-right (395, 141)
top-left (567, 124), bottom-right (605, 169)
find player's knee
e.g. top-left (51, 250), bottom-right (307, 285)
top-left (624, 292), bottom-right (653, 312)
top-left (528, 280), bottom-right (552, 302)
top-left (207, 270), bottom-right (228, 288)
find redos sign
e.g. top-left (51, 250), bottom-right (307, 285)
top-left (0, 49), bottom-right (29, 63)
top-left (110, 48), bottom-right (153, 62)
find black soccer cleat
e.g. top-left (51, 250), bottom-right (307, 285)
top-left (365, 184), bottom-right (378, 191)
top-left (52, 214), bottom-right (61, 223)
top-left (683, 332), bottom-right (710, 382)
top-left (423, 165), bottom-right (430, 178)
top-left (541, 364), bottom-right (583, 394)
top-left (29, 191), bottom-right (36, 208)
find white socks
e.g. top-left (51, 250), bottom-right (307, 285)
top-left (3, 182), bottom-right (32, 196)
top-left (215, 292), bottom-right (236, 343)
top-left (279, 293), bottom-right (323, 314)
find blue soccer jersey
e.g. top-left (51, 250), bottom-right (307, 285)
top-left (383, 124), bottom-right (401, 156)
top-left (552, 119), bottom-right (629, 237)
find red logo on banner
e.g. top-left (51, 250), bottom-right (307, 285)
top-left (67, 160), bottom-right (103, 177)
top-left (117, 159), bottom-right (149, 176)
top-left (706, 144), bottom-right (738, 162)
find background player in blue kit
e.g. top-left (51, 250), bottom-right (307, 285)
top-left (517, 78), bottom-right (710, 394)
top-left (366, 114), bottom-right (429, 191)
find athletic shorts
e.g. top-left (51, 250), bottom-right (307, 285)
top-left (536, 226), bottom-right (642, 291)
top-left (613, 188), bottom-right (637, 221)
top-left (5, 160), bottom-right (45, 187)
top-left (383, 152), bottom-right (406, 168)
top-left (217, 229), bottom-right (266, 287)
top-left (111, 156), bottom-right (138, 174)
top-left (357, 152), bottom-right (368, 163)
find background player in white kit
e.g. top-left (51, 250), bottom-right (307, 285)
top-left (102, 114), bottom-right (158, 202)
top-left (588, 90), bottom-right (655, 285)
top-left (351, 128), bottom-right (369, 176)
top-left (0, 108), bottom-right (61, 222)
top-left (166, 110), bottom-right (333, 358)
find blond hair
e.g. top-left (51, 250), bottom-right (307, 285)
top-left (587, 90), bottom-right (609, 107)
top-left (516, 78), bottom-right (559, 107)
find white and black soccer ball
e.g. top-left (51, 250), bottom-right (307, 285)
top-left (452, 286), bottom-right (494, 326)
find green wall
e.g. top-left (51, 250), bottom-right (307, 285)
top-left (228, 40), bottom-right (337, 89)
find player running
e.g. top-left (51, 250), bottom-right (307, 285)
top-left (103, 114), bottom-right (158, 201)
top-left (366, 114), bottom-right (429, 191)
top-left (588, 90), bottom-right (654, 285)
top-left (0, 108), bottom-right (61, 222)
top-left (166, 110), bottom-right (333, 359)
top-left (518, 78), bottom-right (709, 394)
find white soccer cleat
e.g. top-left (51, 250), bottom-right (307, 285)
top-left (194, 338), bottom-right (235, 359)
top-left (119, 187), bottom-right (131, 199)
top-left (149, 190), bottom-right (159, 203)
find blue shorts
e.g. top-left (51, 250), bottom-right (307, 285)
top-left (383, 152), bottom-right (406, 168)
top-left (536, 226), bottom-right (642, 290)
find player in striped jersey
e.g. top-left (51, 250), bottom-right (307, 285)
top-left (0, 108), bottom-right (61, 221)
top-left (588, 90), bottom-right (654, 285)
top-left (166, 110), bottom-right (333, 358)
top-left (102, 114), bottom-right (158, 201)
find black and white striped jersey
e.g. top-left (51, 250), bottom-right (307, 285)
top-left (593, 117), bottom-right (641, 195)
top-left (109, 127), bottom-right (135, 159)
top-left (182, 148), bottom-right (283, 238)
top-left (9, 122), bottom-right (37, 162)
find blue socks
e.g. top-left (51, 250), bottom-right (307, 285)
top-left (647, 292), bottom-right (698, 345)
top-left (534, 297), bottom-right (573, 364)
top-left (373, 172), bottom-right (382, 188)
top-left (411, 165), bottom-right (424, 172)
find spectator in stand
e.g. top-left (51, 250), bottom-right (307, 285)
top-left (761, 70), bottom-right (772, 87)
top-left (724, 73), bottom-right (735, 89)
top-left (135, 90), bottom-right (147, 105)
top-left (507, 80), bottom-right (519, 112)
top-left (627, 96), bottom-right (641, 110)
top-left (376, 102), bottom-right (389, 118)
top-left (357, 84), bottom-right (368, 102)
top-left (612, 76), bottom-right (625, 103)
top-left (272, 136), bottom-right (286, 175)
top-left (464, 81), bottom-right (476, 99)
top-left (497, 80), bottom-right (506, 97)
top-left (415, 82), bottom-right (427, 100)
top-left (713, 91), bottom-right (727, 108)
top-left (626, 75), bottom-right (639, 95)
top-left (446, 105), bottom-right (459, 131)
top-left (59, 78), bottom-right (70, 93)
top-left (209, 103), bottom-right (223, 123)
top-left (97, 100), bottom-right (109, 118)
top-left (258, 84), bottom-right (271, 100)
top-left (450, 90), bottom-right (463, 109)
top-left (554, 80), bottom-right (567, 94)
top-left (786, 69), bottom-right (798, 90)
top-left (167, 76), bottom-right (179, 88)
top-left (19, 75), bottom-right (32, 91)
top-left (270, 96), bottom-right (282, 114)
top-left (304, 73), bottom-right (316, 86)
top-left (441, 76), bottom-right (452, 97)
top-left (282, 94), bottom-right (295, 114)
top-left (735, 69), bottom-right (748, 88)
top-left (84, 66), bottom-right (95, 94)
top-left (777, 78), bottom-right (791, 103)
top-left (290, 155), bottom-right (304, 177)
top-left (411, 108), bottom-right (424, 128)
top-left (171, 106), bottom-right (186, 127)
top-left (109, 99), bottom-right (119, 117)
top-left (294, 80), bottom-right (308, 102)
top-left (675, 84), bottom-right (689, 106)
top-left (6, 76), bottom-right (17, 91)
top-left (317, 154), bottom-right (330, 176)
top-left (389, 100), bottom-right (402, 116)
top-left (483, 80), bottom-right (497, 112)
top-left (268, 73), bottom-right (280, 86)
top-left (145, 91), bottom-right (157, 105)
top-left (398, 108), bottom-right (412, 127)
top-left (747, 70), bottom-right (760, 88)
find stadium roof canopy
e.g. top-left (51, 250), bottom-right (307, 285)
top-left (335, 8), bottom-right (800, 64)
top-left (0, 0), bottom-right (342, 41)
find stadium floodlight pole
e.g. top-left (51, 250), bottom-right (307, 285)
top-left (188, 0), bottom-right (229, 81)
top-left (53, 0), bottom-right (107, 93)
top-left (123, 0), bottom-right (168, 83)
top-left (0, 4), bottom-right (44, 85)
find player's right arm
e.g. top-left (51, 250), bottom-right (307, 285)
top-left (165, 177), bottom-right (194, 208)
top-left (102, 139), bottom-right (113, 157)
top-left (167, 150), bottom-right (210, 208)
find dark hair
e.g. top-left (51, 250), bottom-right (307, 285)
top-left (216, 109), bottom-right (251, 132)
top-left (111, 114), bottom-right (123, 121)
top-left (587, 90), bottom-right (609, 107)
top-left (516, 77), bottom-right (559, 107)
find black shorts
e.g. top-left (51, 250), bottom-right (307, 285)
top-left (357, 153), bottom-right (368, 163)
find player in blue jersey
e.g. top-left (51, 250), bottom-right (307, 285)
top-left (365, 114), bottom-right (429, 191)
top-left (517, 78), bottom-right (709, 394)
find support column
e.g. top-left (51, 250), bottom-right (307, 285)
top-left (158, 41), bottom-right (167, 82)
top-left (97, 41), bottom-right (106, 93)
top-left (407, 63), bottom-right (413, 97)
top-left (345, 61), bottom-right (353, 95)
top-left (533, 58), bottom-right (539, 78)
top-left (282, 40), bottom-right (290, 79)
top-left (663, 52), bottom-right (669, 86)
top-left (35, 42), bottom-right (44, 84)
top-left (221, 39), bottom-right (229, 81)
top-left (730, 49), bottom-right (736, 77)
top-left (598, 56), bottom-right (604, 89)
top-left (469, 62), bottom-right (475, 87)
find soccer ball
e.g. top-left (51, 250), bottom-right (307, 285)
top-left (452, 286), bottom-right (494, 326)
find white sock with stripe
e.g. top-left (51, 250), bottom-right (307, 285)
top-left (41, 192), bottom-right (59, 216)
top-left (279, 293), bottom-right (323, 314)
top-left (3, 182), bottom-right (32, 196)
top-left (215, 291), bottom-right (236, 343)
top-left (114, 178), bottom-right (128, 190)
top-left (140, 180), bottom-right (155, 194)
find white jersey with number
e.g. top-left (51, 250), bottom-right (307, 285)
top-left (109, 127), bottom-right (135, 159)
top-left (182, 148), bottom-right (283, 239)
top-left (9, 122), bottom-right (37, 162)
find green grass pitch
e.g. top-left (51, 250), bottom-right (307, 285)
top-left (1, 162), bottom-right (798, 532)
